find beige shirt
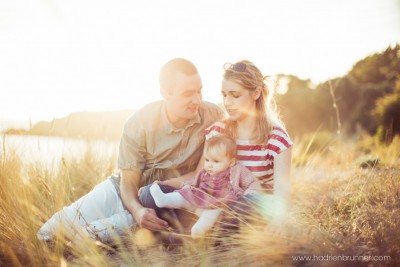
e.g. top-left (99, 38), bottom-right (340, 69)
top-left (116, 100), bottom-right (224, 188)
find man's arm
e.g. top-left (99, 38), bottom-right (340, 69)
top-left (120, 169), bottom-right (168, 231)
top-left (158, 155), bottom-right (205, 188)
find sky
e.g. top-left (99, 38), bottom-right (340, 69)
top-left (0, 0), bottom-right (399, 126)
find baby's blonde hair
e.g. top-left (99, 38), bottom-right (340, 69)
top-left (204, 135), bottom-right (236, 159)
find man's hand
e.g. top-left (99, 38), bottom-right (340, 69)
top-left (134, 207), bottom-right (169, 231)
top-left (120, 169), bottom-right (169, 231)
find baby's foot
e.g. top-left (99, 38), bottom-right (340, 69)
top-left (149, 183), bottom-right (166, 208)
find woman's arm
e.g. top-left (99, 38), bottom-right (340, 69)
top-left (271, 147), bottom-right (292, 226)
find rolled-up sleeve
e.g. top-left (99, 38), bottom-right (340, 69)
top-left (117, 114), bottom-right (146, 172)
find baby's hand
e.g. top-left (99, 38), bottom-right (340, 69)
top-left (182, 184), bottom-right (191, 190)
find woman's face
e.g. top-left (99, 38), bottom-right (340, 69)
top-left (221, 79), bottom-right (257, 122)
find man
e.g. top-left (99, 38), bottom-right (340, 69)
top-left (37, 58), bottom-right (224, 242)
top-left (118, 58), bottom-right (224, 231)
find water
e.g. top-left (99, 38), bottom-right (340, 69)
top-left (0, 134), bottom-right (119, 169)
top-left (0, 120), bottom-right (30, 132)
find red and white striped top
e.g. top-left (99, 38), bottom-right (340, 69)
top-left (205, 121), bottom-right (293, 190)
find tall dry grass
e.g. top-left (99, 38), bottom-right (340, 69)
top-left (0, 134), bottom-right (399, 266)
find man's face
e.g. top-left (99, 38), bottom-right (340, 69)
top-left (166, 73), bottom-right (202, 126)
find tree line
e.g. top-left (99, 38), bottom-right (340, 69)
top-left (275, 44), bottom-right (400, 143)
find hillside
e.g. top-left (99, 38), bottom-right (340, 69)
top-left (20, 110), bottom-right (134, 140)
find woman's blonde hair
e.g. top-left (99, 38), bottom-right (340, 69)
top-left (223, 60), bottom-right (281, 144)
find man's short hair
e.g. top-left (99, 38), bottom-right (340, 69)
top-left (159, 58), bottom-right (198, 94)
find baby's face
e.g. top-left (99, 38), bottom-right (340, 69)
top-left (203, 149), bottom-right (234, 175)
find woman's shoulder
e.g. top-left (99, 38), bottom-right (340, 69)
top-left (270, 123), bottom-right (291, 138)
top-left (267, 123), bottom-right (293, 153)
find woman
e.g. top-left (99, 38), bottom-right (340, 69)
top-left (205, 60), bottom-right (292, 226)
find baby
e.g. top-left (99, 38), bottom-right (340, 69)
top-left (149, 135), bottom-right (261, 238)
